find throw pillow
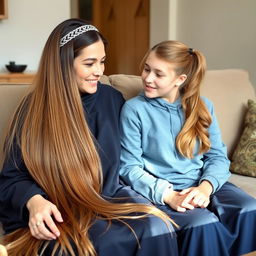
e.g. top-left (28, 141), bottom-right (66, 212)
top-left (230, 99), bottom-right (256, 177)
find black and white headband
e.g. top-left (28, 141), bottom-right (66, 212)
top-left (60, 24), bottom-right (99, 47)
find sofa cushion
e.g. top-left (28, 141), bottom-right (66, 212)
top-left (230, 99), bottom-right (256, 177)
top-left (109, 74), bottom-right (143, 100)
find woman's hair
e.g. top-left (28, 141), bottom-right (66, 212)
top-left (3, 19), bottom-right (174, 256)
top-left (142, 40), bottom-right (211, 158)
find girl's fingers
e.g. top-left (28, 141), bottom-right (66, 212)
top-left (179, 188), bottom-right (192, 195)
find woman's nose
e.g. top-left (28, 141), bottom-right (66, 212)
top-left (93, 64), bottom-right (104, 76)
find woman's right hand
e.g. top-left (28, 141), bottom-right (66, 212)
top-left (163, 189), bottom-right (195, 212)
top-left (26, 194), bottom-right (63, 240)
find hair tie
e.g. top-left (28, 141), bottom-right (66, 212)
top-left (188, 48), bottom-right (194, 55)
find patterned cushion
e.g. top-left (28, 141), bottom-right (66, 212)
top-left (230, 99), bottom-right (256, 177)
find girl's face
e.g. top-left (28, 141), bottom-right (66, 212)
top-left (141, 51), bottom-right (187, 103)
top-left (74, 40), bottom-right (106, 94)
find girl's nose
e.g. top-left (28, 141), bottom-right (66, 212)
top-left (144, 72), bottom-right (154, 83)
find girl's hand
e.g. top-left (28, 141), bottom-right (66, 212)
top-left (163, 189), bottom-right (195, 212)
top-left (179, 180), bottom-right (213, 208)
top-left (26, 194), bottom-right (63, 240)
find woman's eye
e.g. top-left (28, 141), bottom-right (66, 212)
top-left (144, 68), bottom-right (150, 73)
top-left (84, 63), bottom-right (93, 67)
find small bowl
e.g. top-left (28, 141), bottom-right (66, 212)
top-left (6, 64), bottom-right (27, 73)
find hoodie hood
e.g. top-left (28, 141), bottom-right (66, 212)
top-left (140, 91), bottom-right (182, 111)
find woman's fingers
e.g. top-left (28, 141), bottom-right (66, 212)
top-left (44, 211), bottom-right (61, 238)
top-left (27, 196), bottom-right (63, 240)
top-left (36, 220), bottom-right (58, 240)
top-left (51, 205), bottom-right (63, 223)
top-left (29, 219), bottom-right (55, 240)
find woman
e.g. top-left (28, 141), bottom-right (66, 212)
top-left (119, 40), bottom-right (256, 256)
top-left (0, 19), bottom-right (178, 256)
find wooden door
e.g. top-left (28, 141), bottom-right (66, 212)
top-left (0, 0), bottom-right (8, 19)
top-left (93, 0), bottom-right (149, 75)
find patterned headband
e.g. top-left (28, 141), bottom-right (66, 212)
top-left (60, 24), bottom-right (99, 47)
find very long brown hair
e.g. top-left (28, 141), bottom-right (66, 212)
top-left (3, 19), bottom-right (174, 256)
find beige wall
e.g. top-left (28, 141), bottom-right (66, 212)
top-left (150, 0), bottom-right (256, 88)
top-left (70, 0), bottom-right (79, 18)
top-left (150, 0), bottom-right (170, 47)
top-left (150, 0), bottom-right (177, 46)
top-left (0, 0), bottom-right (70, 73)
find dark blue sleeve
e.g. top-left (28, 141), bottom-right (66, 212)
top-left (0, 143), bottom-right (46, 233)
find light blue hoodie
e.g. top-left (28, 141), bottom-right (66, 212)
top-left (119, 93), bottom-right (231, 205)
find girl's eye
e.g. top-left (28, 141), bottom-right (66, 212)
top-left (144, 67), bottom-right (150, 73)
top-left (100, 60), bottom-right (105, 65)
top-left (156, 73), bottom-right (163, 77)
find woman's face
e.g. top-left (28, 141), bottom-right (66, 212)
top-left (74, 40), bottom-right (106, 94)
top-left (141, 51), bottom-right (187, 103)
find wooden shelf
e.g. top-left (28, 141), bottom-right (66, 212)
top-left (0, 72), bottom-right (36, 84)
top-left (0, 0), bottom-right (8, 19)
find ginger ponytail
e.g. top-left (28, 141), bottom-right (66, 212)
top-left (150, 41), bottom-right (212, 159)
top-left (176, 49), bottom-right (212, 158)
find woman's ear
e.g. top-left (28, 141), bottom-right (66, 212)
top-left (176, 74), bottom-right (187, 87)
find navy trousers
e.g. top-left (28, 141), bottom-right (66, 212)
top-left (157, 182), bottom-right (256, 256)
top-left (43, 186), bottom-right (178, 256)
top-left (90, 186), bottom-right (178, 256)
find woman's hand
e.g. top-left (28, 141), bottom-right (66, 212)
top-left (179, 180), bottom-right (213, 208)
top-left (163, 189), bottom-right (195, 212)
top-left (26, 194), bottom-right (63, 240)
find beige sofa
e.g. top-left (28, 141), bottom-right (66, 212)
top-left (0, 69), bottom-right (256, 237)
